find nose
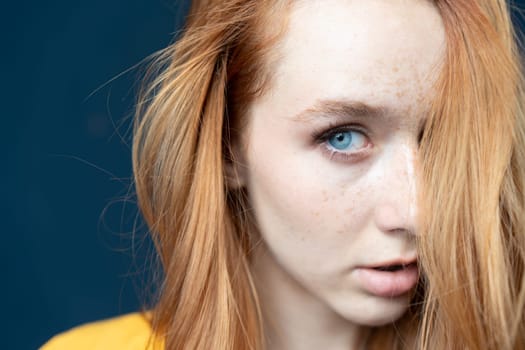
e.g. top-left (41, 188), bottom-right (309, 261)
top-left (373, 141), bottom-right (418, 236)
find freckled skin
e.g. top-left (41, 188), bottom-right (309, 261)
top-left (234, 0), bottom-right (445, 348)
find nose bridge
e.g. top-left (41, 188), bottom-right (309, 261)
top-left (375, 141), bottom-right (418, 234)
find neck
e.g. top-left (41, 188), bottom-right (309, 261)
top-left (251, 245), bottom-right (370, 350)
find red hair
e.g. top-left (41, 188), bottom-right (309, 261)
top-left (133, 0), bottom-right (525, 348)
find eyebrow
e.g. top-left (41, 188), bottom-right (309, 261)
top-left (291, 99), bottom-right (387, 122)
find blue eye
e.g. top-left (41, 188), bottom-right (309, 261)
top-left (327, 130), bottom-right (367, 151)
top-left (328, 131), bottom-right (352, 150)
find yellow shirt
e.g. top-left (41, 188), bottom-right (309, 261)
top-left (40, 312), bottom-right (163, 350)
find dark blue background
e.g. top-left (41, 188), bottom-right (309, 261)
top-left (4, 1), bottom-right (525, 349)
top-left (4, 1), bottom-right (189, 349)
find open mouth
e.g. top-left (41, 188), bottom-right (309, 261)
top-left (358, 261), bottom-right (419, 297)
top-left (372, 262), bottom-right (417, 272)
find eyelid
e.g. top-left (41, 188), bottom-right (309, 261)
top-left (314, 124), bottom-right (369, 142)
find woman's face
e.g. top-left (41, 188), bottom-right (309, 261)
top-left (236, 0), bottom-right (445, 326)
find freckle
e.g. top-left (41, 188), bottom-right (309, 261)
top-left (396, 91), bottom-right (405, 98)
top-left (336, 229), bottom-right (344, 234)
top-left (345, 207), bottom-right (353, 214)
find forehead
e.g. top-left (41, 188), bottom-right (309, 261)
top-left (258, 0), bottom-right (445, 120)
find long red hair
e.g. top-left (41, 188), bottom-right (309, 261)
top-left (133, 0), bottom-right (525, 348)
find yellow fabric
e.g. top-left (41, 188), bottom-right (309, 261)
top-left (40, 312), bottom-right (163, 350)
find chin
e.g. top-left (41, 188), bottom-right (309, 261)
top-left (334, 294), bottom-right (412, 327)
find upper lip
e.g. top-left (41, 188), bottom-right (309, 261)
top-left (361, 256), bottom-right (418, 269)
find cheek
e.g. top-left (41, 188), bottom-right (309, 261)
top-left (244, 138), bottom-right (373, 271)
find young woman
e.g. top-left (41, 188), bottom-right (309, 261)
top-left (43, 0), bottom-right (525, 349)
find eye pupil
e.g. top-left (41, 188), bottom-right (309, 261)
top-left (328, 131), bottom-right (353, 150)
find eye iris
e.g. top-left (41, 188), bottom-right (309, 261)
top-left (328, 132), bottom-right (352, 150)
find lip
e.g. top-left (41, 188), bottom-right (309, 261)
top-left (355, 257), bottom-right (419, 298)
top-left (364, 256), bottom-right (418, 270)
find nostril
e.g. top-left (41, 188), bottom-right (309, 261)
top-left (417, 121), bottom-right (426, 146)
top-left (391, 228), bottom-right (414, 235)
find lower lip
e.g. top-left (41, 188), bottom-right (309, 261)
top-left (355, 264), bottom-right (419, 298)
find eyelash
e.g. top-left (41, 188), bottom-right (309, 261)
top-left (312, 123), bottom-right (372, 162)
